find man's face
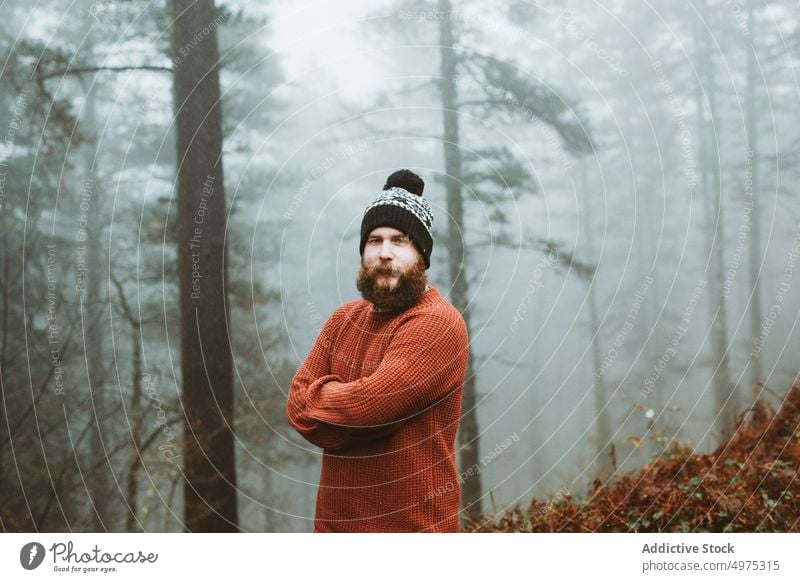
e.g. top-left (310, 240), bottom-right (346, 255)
top-left (357, 226), bottom-right (427, 311)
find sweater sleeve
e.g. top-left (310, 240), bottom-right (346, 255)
top-left (301, 308), bottom-right (468, 430)
top-left (286, 305), bottom-right (399, 450)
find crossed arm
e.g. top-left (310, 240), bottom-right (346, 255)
top-left (286, 305), bottom-right (468, 451)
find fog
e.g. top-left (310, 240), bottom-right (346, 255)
top-left (1, 0), bottom-right (798, 532)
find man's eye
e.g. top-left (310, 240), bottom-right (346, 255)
top-left (394, 237), bottom-right (410, 245)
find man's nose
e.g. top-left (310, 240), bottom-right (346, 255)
top-left (379, 240), bottom-right (394, 259)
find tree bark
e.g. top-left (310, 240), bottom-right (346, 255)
top-left (745, 1), bottom-right (763, 393)
top-left (126, 319), bottom-right (142, 532)
top-left (580, 162), bottom-right (614, 482)
top-left (170, 0), bottom-right (238, 532)
top-left (696, 2), bottom-right (736, 440)
top-left (437, 0), bottom-right (483, 521)
top-left (80, 62), bottom-right (111, 530)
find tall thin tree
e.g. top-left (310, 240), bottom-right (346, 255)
top-left (694, 0), bottom-right (735, 439)
top-left (745, 0), bottom-right (763, 393)
top-left (436, 0), bottom-right (484, 520)
top-left (170, 0), bottom-right (238, 532)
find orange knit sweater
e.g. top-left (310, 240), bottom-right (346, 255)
top-left (286, 287), bottom-right (469, 532)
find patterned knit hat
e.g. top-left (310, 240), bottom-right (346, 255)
top-left (360, 170), bottom-right (433, 269)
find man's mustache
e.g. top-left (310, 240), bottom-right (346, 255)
top-left (367, 264), bottom-right (400, 276)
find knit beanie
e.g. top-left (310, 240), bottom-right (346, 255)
top-left (359, 170), bottom-right (434, 269)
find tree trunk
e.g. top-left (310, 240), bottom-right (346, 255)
top-left (80, 61), bottom-right (111, 530)
top-left (170, 0), bottom-right (238, 532)
top-left (581, 162), bottom-right (614, 481)
top-left (437, 0), bottom-right (482, 521)
top-left (0, 200), bottom-right (8, 496)
top-left (126, 319), bottom-right (143, 532)
top-left (696, 3), bottom-right (736, 440)
top-left (745, 1), bottom-right (763, 393)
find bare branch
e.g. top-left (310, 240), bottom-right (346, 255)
top-left (35, 65), bottom-right (172, 82)
top-left (110, 270), bottom-right (140, 327)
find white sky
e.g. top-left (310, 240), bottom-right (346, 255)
top-left (269, 0), bottom-right (390, 100)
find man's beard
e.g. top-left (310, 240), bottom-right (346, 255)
top-left (356, 256), bottom-right (428, 312)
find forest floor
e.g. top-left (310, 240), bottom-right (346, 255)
top-left (464, 383), bottom-right (800, 533)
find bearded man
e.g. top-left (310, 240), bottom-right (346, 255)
top-left (286, 169), bottom-right (469, 532)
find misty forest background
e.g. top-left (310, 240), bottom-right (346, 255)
top-left (1, 0), bottom-right (799, 532)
